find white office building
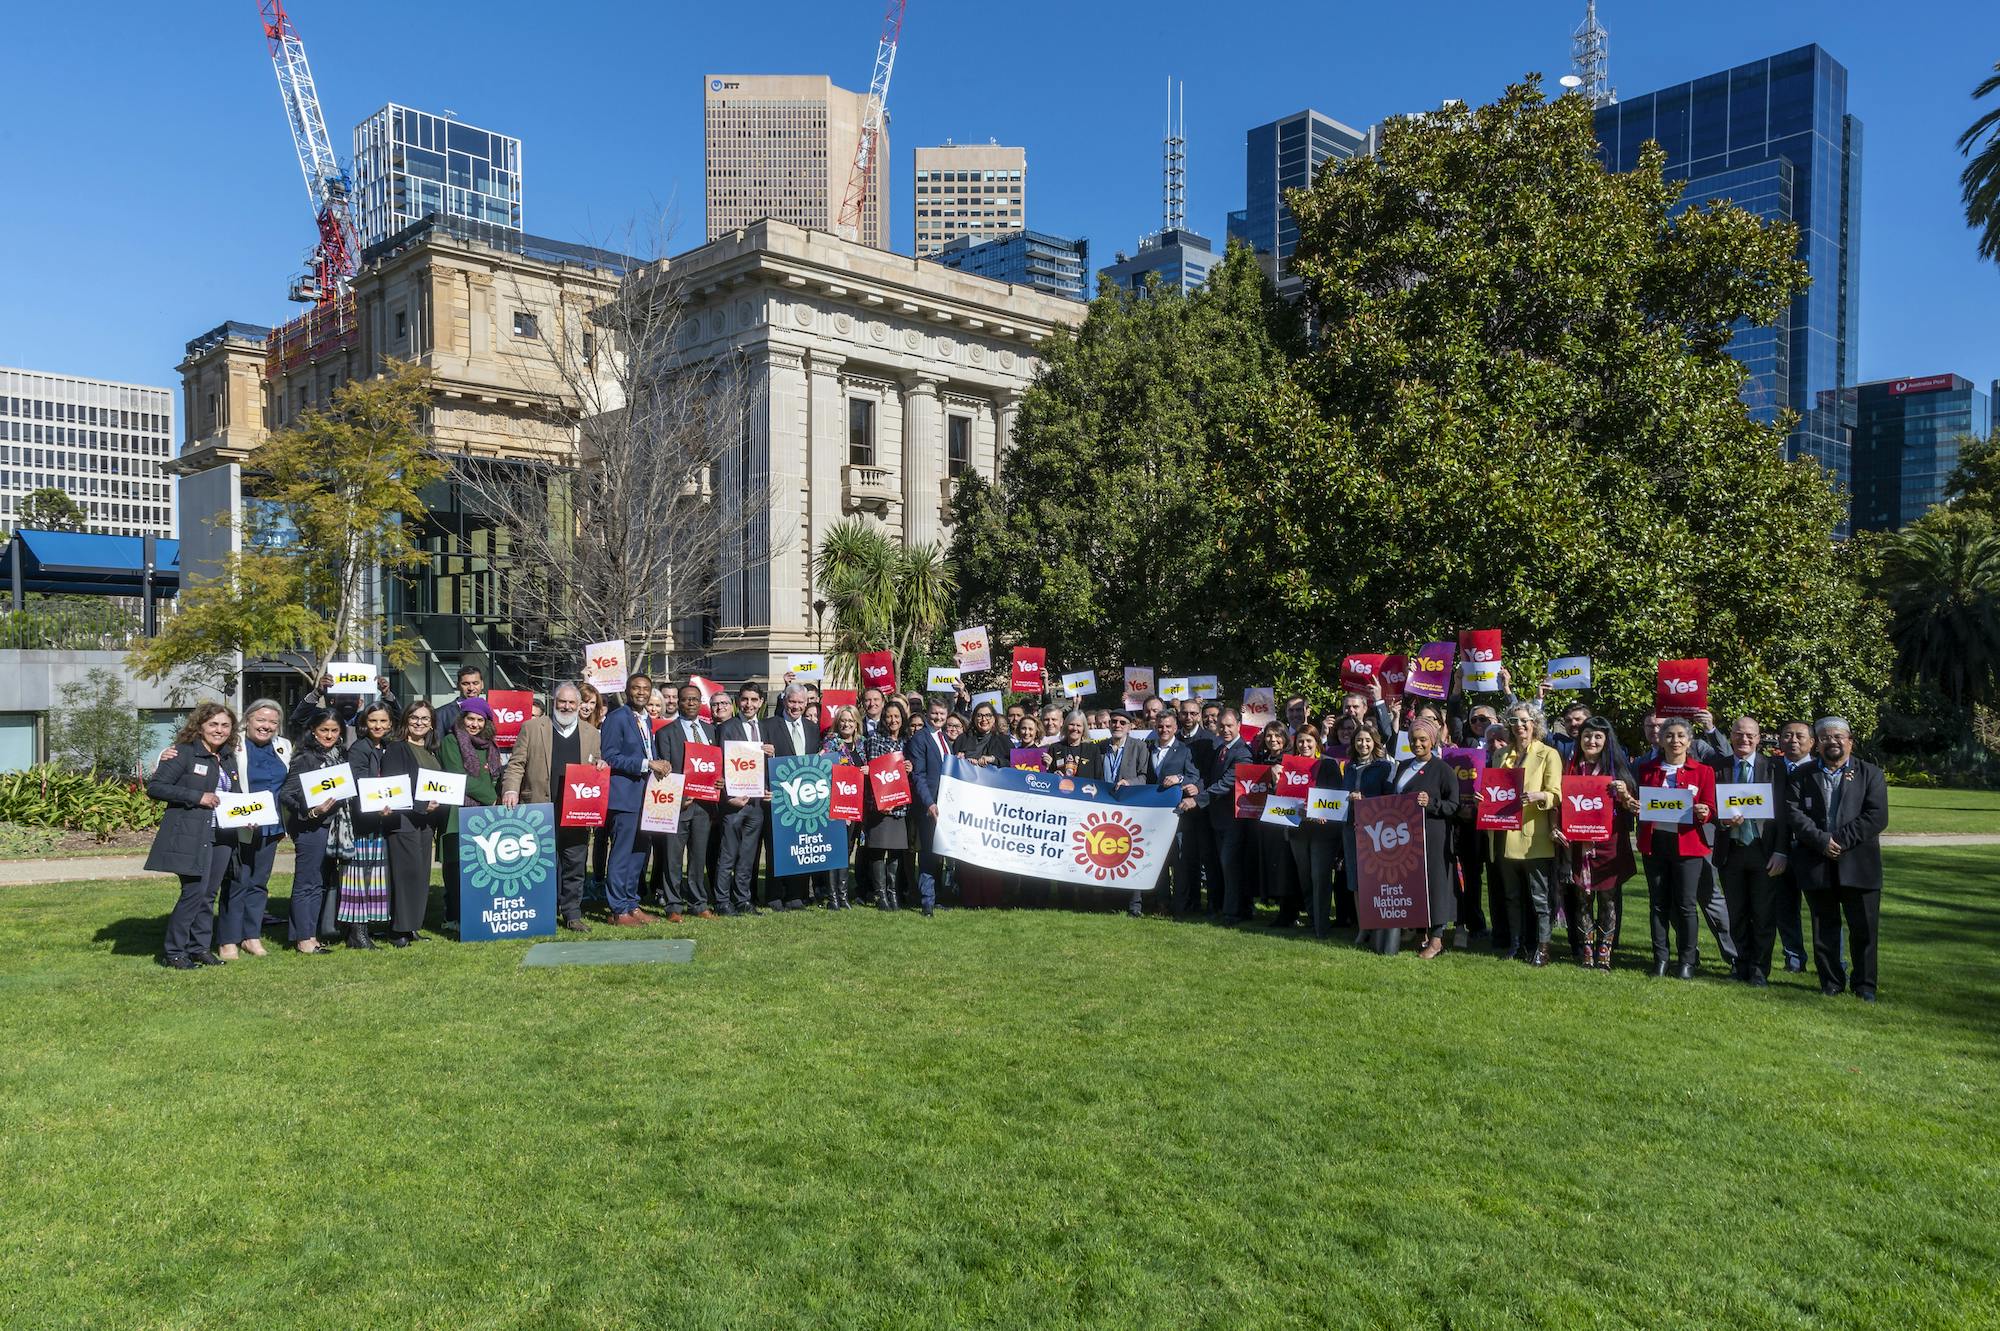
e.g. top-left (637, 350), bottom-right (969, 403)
top-left (0, 367), bottom-right (175, 538)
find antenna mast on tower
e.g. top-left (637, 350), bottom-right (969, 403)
top-left (1162, 78), bottom-right (1185, 232)
top-left (1570, 1), bottom-right (1616, 109)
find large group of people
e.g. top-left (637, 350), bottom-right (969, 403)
top-left (143, 660), bottom-right (1891, 1001)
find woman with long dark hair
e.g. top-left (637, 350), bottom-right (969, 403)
top-left (1557, 716), bottom-right (1637, 970)
top-left (858, 699), bottom-right (916, 911)
top-left (1249, 721), bottom-right (1297, 927)
top-left (340, 702), bottom-right (396, 948)
top-left (1286, 725), bottom-right (1344, 940)
top-left (382, 699), bottom-right (445, 945)
top-left (281, 709), bottom-right (347, 954)
top-left (144, 702), bottom-right (240, 969)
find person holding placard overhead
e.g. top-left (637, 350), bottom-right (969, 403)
top-left (1494, 703), bottom-right (1563, 966)
top-left (502, 682), bottom-right (602, 932)
top-left (1627, 717), bottom-right (1717, 980)
top-left (217, 699), bottom-right (291, 961)
top-left (1714, 716), bottom-right (1792, 987)
top-left (288, 671), bottom-right (399, 741)
top-left (145, 702), bottom-right (242, 969)
top-left (381, 701), bottom-right (445, 946)
top-left (281, 710), bottom-right (348, 954)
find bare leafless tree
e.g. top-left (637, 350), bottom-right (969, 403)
top-left (448, 218), bottom-right (782, 683)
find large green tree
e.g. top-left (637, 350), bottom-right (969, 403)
top-left (18, 487), bottom-right (88, 532)
top-left (948, 244), bottom-right (1303, 682)
top-left (1219, 78), bottom-right (1890, 730)
top-left (131, 360), bottom-right (440, 699)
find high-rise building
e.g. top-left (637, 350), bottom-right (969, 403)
top-left (913, 143), bottom-right (1025, 257)
top-left (1100, 230), bottom-right (1220, 297)
top-left (0, 368), bottom-right (175, 538)
top-left (704, 75), bottom-right (890, 249)
top-left (1240, 110), bottom-right (1368, 293)
top-left (352, 105), bottom-right (523, 248)
top-left (1848, 374), bottom-right (1992, 531)
top-left (927, 230), bottom-right (1089, 302)
top-left (1593, 46), bottom-right (1863, 498)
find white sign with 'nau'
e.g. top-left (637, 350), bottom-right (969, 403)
top-left (417, 770), bottom-right (468, 805)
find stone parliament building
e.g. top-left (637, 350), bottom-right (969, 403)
top-left (173, 215), bottom-right (1081, 700)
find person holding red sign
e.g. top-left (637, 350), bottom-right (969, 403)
top-left (657, 681), bottom-right (722, 918)
top-left (501, 682), bottom-right (605, 933)
top-left (1393, 719), bottom-right (1462, 960)
top-left (1246, 723), bottom-right (1298, 927)
top-left (1284, 727), bottom-right (1344, 940)
top-left (858, 700), bottom-right (917, 911)
top-left (817, 706), bottom-right (868, 910)
top-left (1555, 717), bottom-right (1637, 970)
top-left (1628, 717), bottom-right (1717, 980)
top-left (1493, 703), bottom-right (1563, 966)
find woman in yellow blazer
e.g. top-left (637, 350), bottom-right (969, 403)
top-left (1495, 702), bottom-right (1563, 966)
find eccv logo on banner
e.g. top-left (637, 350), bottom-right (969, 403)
top-left (457, 803), bottom-right (557, 942)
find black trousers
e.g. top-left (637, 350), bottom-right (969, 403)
top-left (1290, 831), bottom-right (1340, 938)
top-left (1173, 815), bottom-right (1213, 915)
top-left (717, 801), bottom-right (765, 913)
top-left (664, 802), bottom-right (718, 913)
top-left (385, 824), bottom-right (435, 933)
top-left (555, 827), bottom-right (589, 922)
top-left (165, 842), bottom-right (237, 960)
top-left (289, 825), bottom-right (339, 942)
top-left (1454, 832), bottom-right (1489, 933)
top-left (1644, 850), bottom-right (1705, 966)
top-left (1696, 858), bottom-right (1738, 967)
top-left (1205, 817), bottom-right (1249, 919)
top-left (1498, 857), bottom-right (1553, 952)
top-left (1257, 822), bottom-right (1299, 923)
top-left (1719, 854), bottom-right (1783, 977)
top-left (1809, 886), bottom-right (1880, 995)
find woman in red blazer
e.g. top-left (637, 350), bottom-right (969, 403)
top-left (1625, 717), bottom-right (1716, 979)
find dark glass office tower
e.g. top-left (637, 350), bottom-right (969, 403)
top-left (1594, 46), bottom-right (1862, 499)
top-left (1241, 111), bottom-right (1367, 292)
top-left (1848, 375), bottom-right (1993, 531)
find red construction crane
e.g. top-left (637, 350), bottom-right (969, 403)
top-left (257, 1), bottom-right (360, 305)
top-left (835, 0), bottom-right (907, 245)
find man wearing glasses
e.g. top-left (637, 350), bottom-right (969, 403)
top-left (501, 680), bottom-right (606, 933)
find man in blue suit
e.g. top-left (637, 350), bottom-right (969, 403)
top-left (599, 672), bottom-right (668, 926)
top-left (906, 696), bottom-right (954, 916)
top-left (1199, 707), bottom-right (1253, 922)
top-left (1144, 708), bottom-right (1202, 918)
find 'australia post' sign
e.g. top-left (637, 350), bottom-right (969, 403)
top-left (457, 803), bottom-right (558, 942)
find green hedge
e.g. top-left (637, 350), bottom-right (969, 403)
top-left (0, 766), bottom-right (164, 840)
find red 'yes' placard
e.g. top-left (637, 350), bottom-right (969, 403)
top-left (866, 752), bottom-right (911, 811)
top-left (1476, 765), bottom-right (1524, 831)
top-left (1559, 774), bottom-right (1615, 842)
top-left (680, 742), bottom-right (722, 802)
top-left (857, 651), bottom-right (897, 695)
top-left (558, 762), bottom-right (608, 828)
top-left (1655, 658), bottom-right (1709, 718)
top-left (486, 690), bottom-right (533, 749)
top-left (1233, 763), bottom-right (1273, 819)
top-left (829, 764), bottom-right (865, 821)
top-left (1010, 646), bottom-right (1046, 694)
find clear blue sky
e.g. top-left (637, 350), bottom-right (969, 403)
top-left (1, 1), bottom-right (1995, 403)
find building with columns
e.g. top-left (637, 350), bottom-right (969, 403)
top-left (659, 220), bottom-right (1083, 684)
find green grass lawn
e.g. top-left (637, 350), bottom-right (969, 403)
top-left (2, 850), bottom-right (1997, 1329)
top-left (1887, 785), bottom-right (2000, 836)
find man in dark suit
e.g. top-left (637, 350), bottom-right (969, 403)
top-left (598, 673), bottom-right (666, 927)
top-left (1785, 717), bottom-right (1889, 1001)
top-left (905, 696), bottom-right (954, 917)
top-left (658, 680), bottom-right (720, 917)
top-left (1147, 708), bottom-right (1203, 918)
top-left (1713, 716), bottom-right (1793, 987)
top-left (768, 682), bottom-right (823, 910)
top-left (715, 684), bottom-right (771, 916)
top-left (1772, 720), bottom-right (1818, 971)
top-left (1199, 706), bottom-right (1253, 922)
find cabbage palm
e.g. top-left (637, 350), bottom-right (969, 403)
top-left (1960, 61), bottom-right (2000, 262)
top-left (1876, 523), bottom-right (2000, 708)
top-left (813, 518), bottom-right (956, 687)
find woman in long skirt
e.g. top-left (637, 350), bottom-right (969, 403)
top-left (341, 702), bottom-right (397, 948)
top-left (383, 700), bottom-right (445, 945)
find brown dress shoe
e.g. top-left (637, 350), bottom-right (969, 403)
top-left (628, 908), bottom-right (659, 924)
top-left (666, 913), bottom-right (684, 924)
top-left (608, 912), bottom-right (643, 927)
top-left (697, 910), bottom-right (718, 920)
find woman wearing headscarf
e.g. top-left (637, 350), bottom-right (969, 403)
top-left (144, 702), bottom-right (241, 969)
top-left (281, 708), bottom-right (348, 953)
top-left (438, 697), bottom-right (505, 930)
top-left (1391, 718), bottom-right (1462, 959)
top-left (1494, 703), bottom-right (1564, 966)
top-left (381, 700), bottom-right (445, 945)
top-left (1556, 716), bottom-right (1638, 970)
top-left (1340, 725), bottom-right (1395, 944)
top-left (340, 702), bottom-right (397, 948)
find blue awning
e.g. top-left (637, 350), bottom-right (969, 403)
top-left (2, 529), bottom-right (179, 596)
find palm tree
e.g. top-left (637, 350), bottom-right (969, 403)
top-left (813, 519), bottom-right (957, 687)
top-left (1960, 60), bottom-right (2000, 263)
top-left (1875, 523), bottom-right (2000, 709)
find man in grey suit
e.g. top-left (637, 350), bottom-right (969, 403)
top-left (1713, 716), bottom-right (1793, 987)
top-left (1092, 712), bottom-right (1150, 787)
